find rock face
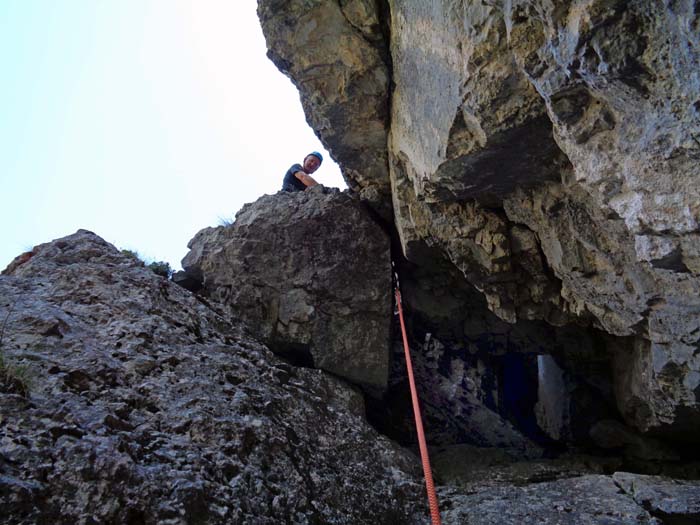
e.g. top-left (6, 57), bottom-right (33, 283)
top-left (0, 231), bottom-right (424, 524)
top-left (5, 0), bottom-right (700, 520)
top-left (4, 231), bottom-right (699, 525)
top-left (258, 0), bottom-right (700, 440)
top-left (388, 0), bottom-right (700, 438)
top-left (182, 187), bottom-right (392, 393)
top-left (433, 447), bottom-right (700, 524)
top-left (384, 258), bottom-right (618, 450)
top-left (440, 475), bottom-right (662, 524)
top-left (613, 472), bottom-right (700, 523)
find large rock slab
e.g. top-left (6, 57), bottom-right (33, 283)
top-left (433, 445), bottom-right (621, 491)
top-left (440, 475), bottom-right (661, 524)
top-left (182, 187), bottom-right (392, 392)
top-left (389, 0), bottom-right (700, 439)
top-left (501, 1), bottom-right (700, 436)
top-left (0, 230), bottom-right (424, 524)
top-left (434, 448), bottom-right (700, 524)
top-left (613, 472), bottom-right (700, 523)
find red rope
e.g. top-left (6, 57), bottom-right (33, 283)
top-left (395, 288), bottom-right (442, 525)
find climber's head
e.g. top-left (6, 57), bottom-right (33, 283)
top-left (303, 152), bottom-right (323, 174)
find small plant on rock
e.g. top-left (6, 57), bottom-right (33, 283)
top-left (0, 304), bottom-right (32, 396)
top-left (121, 249), bottom-right (145, 265)
top-left (0, 353), bottom-right (32, 396)
top-left (218, 215), bottom-right (235, 227)
top-left (121, 249), bottom-right (173, 279)
top-left (147, 261), bottom-right (174, 279)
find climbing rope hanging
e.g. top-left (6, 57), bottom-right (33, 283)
top-left (393, 264), bottom-right (442, 525)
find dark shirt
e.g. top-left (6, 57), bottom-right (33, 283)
top-left (282, 164), bottom-right (307, 192)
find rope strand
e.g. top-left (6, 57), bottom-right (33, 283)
top-left (395, 288), bottom-right (441, 525)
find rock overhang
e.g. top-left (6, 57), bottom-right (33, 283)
top-left (257, 0), bottom-right (700, 439)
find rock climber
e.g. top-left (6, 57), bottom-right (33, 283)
top-left (282, 151), bottom-right (323, 192)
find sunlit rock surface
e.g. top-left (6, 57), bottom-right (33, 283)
top-left (4, 0), bottom-right (700, 521)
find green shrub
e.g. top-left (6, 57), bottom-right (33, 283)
top-left (147, 261), bottom-right (174, 279)
top-left (0, 296), bottom-right (33, 397)
top-left (0, 352), bottom-right (32, 397)
top-left (121, 249), bottom-right (173, 279)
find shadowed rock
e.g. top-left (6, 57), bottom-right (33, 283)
top-left (0, 230), bottom-right (424, 524)
top-left (440, 475), bottom-right (662, 524)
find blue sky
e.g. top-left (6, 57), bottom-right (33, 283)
top-left (1, 1), bottom-right (345, 271)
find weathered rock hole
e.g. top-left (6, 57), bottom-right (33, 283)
top-left (650, 248), bottom-right (691, 273)
top-left (551, 88), bottom-right (591, 126)
top-left (268, 342), bottom-right (315, 369)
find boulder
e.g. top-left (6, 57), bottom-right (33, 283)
top-left (182, 187), bottom-right (392, 393)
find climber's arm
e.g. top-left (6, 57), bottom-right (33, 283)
top-left (294, 170), bottom-right (319, 188)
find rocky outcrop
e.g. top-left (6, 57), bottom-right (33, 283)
top-left (182, 187), bottom-right (392, 393)
top-left (7, 0), bottom-right (700, 519)
top-left (380, 253), bottom-right (620, 451)
top-left (0, 231), bottom-right (424, 524)
top-left (3, 229), bottom-right (699, 524)
top-left (4, 230), bottom-right (700, 525)
top-left (258, 0), bottom-right (700, 440)
top-left (433, 446), bottom-right (700, 524)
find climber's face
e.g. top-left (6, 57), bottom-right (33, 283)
top-left (303, 155), bottom-right (321, 174)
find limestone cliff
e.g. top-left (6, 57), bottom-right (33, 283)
top-left (258, 0), bottom-right (700, 441)
top-left (3, 224), bottom-right (700, 523)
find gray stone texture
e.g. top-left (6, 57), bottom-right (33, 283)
top-left (0, 230), bottom-right (424, 524)
top-left (182, 187), bottom-right (392, 392)
top-left (389, 0), bottom-right (700, 438)
top-left (613, 472), bottom-right (700, 523)
top-left (439, 475), bottom-right (662, 524)
top-left (6, 0), bottom-right (700, 520)
top-left (436, 461), bottom-right (700, 524)
top-left (258, 0), bottom-right (700, 439)
top-left (372, 256), bottom-right (620, 452)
